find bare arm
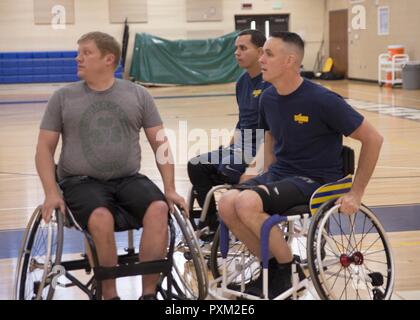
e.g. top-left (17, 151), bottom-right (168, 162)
top-left (35, 129), bottom-right (65, 222)
top-left (144, 125), bottom-right (188, 214)
top-left (336, 119), bottom-right (384, 214)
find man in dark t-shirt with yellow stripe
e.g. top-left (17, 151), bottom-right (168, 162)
top-left (218, 32), bottom-right (384, 299)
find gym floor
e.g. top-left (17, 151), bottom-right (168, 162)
top-left (0, 79), bottom-right (419, 299)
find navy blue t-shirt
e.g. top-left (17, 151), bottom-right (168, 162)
top-left (259, 79), bottom-right (364, 183)
top-left (235, 72), bottom-right (271, 153)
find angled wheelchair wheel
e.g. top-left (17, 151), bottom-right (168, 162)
top-left (284, 219), bottom-right (309, 265)
top-left (209, 220), bottom-right (297, 282)
top-left (160, 207), bottom-right (208, 299)
top-left (307, 200), bottom-right (395, 300)
top-left (186, 187), bottom-right (201, 230)
top-left (14, 206), bottom-right (64, 300)
top-left (209, 226), bottom-right (260, 286)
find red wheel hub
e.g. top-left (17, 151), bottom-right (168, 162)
top-left (340, 252), bottom-right (364, 268)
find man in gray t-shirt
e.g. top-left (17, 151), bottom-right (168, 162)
top-left (35, 31), bottom-right (187, 300)
top-left (41, 74), bottom-right (162, 181)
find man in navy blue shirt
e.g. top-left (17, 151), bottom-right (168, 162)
top-left (188, 29), bottom-right (270, 232)
top-left (218, 31), bottom-right (383, 298)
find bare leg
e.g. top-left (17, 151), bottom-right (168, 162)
top-left (235, 189), bottom-right (293, 263)
top-left (218, 190), bottom-right (261, 256)
top-left (87, 207), bottom-right (118, 300)
top-left (139, 200), bottom-right (169, 295)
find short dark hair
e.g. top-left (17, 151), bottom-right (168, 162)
top-left (237, 29), bottom-right (266, 48)
top-left (270, 31), bottom-right (305, 55)
top-left (78, 31), bottom-right (121, 69)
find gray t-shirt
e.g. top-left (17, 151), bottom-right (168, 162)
top-left (41, 79), bottom-right (162, 181)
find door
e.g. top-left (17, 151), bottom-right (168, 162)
top-left (329, 10), bottom-right (348, 77)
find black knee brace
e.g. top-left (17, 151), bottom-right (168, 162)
top-left (249, 186), bottom-right (272, 213)
top-left (232, 184), bottom-right (273, 213)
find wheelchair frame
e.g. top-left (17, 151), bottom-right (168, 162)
top-left (13, 204), bottom-right (208, 300)
top-left (206, 180), bottom-right (395, 300)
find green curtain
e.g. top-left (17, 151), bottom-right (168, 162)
top-left (130, 32), bottom-right (243, 85)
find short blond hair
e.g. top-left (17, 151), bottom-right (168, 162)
top-left (78, 31), bottom-right (121, 69)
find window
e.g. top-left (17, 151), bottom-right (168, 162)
top-left (378, 6), bottom-right (390, 36)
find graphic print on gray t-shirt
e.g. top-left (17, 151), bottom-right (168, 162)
top-left (40, 79), bottom-right (163, 181)
top-left (79, 100), bottom-right (131, 174)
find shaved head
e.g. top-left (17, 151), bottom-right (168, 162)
top-left (270, 31), bottom-right (304, 65)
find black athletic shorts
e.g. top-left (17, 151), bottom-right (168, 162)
top-left (59, 173), bottom-right (166, 231)
top-left (237, 171), bottom-right (322, 215)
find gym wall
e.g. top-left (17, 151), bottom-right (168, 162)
top-left (0, 0), bottom-right (325, 79)
top-left (325, 0), bottom-right (420, 81)
top-left (2, 0), bottom-right (416, 81)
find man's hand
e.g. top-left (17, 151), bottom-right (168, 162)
top-left (165, 190), bottom-right (189, 217)
top-left (42, 193), bottom-right (65, 223)
top-left (335, 191), bottom-right (362, 215)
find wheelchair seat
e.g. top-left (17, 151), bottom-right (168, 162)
top-left (282, 146), bottom-right (354, 218)
top-left (282, 205), bottom-right (309, 217)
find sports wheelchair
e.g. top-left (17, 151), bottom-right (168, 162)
top-left (204, 146), bottom-right (395, 300)
top-left (13, 200), bottom-right (208, 300)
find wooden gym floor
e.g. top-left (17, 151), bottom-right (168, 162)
top-left (0, 79), bottom-right (419, 299)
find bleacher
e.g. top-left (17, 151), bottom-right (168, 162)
top-left (0, 51), bottom-right (123, 84)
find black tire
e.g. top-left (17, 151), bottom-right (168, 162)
top-left (307, 200), bottom-right (394, 300)
top-left (209, 226), bottom-right (221, 279)
top-left (165, 208), bottom-right (208, 299)
top-left (14, 207), bottom-right (64, 300)
top-left (187, 188), bottom-right (200, 230)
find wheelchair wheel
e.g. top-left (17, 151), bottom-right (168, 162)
top-left (14, 206), bottom-right (64, 300)
top-left (284, 219), bottom-right (308, 265)
top-left (307, 200), bottom-right (395, 300)
top-left (161, 207), bottom-right (208, 299)
top-left (209, 219), bottom-right (298, 282)
top-left (209, 226), bottom-right (260, 286)
top-left (187, 187), bottom-right (200, 230)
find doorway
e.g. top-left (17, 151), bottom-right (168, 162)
top-left (329, 10), bottom-right (348, 77)
top-left (234, 14), bottom-right (289, 38)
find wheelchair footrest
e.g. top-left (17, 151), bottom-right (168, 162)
top-left (94, 259), bottom-right (172, 281)
top-left (61, 258), bottom-right (91, 272)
